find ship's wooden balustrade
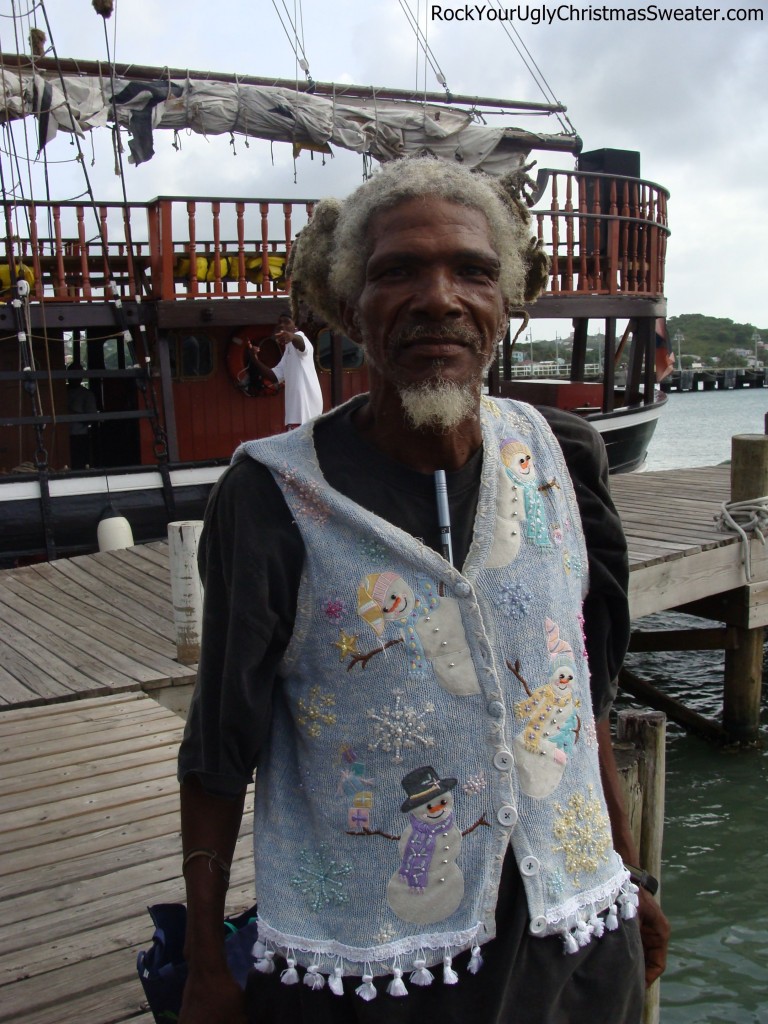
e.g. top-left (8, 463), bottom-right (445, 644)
top-left (0, 170), bottom-right (669, 308)
top-left (532, 168), bottom-right (669, 298)
top-left (0, 196), bottom-right (315, 303)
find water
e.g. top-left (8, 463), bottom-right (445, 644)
top-left (619, 388), bottom-right (768, 1022)
top-left (645, 388), bottom-right (768, 472)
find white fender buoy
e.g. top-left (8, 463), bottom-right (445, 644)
top-left (97, 508), bottom-right (134, 552)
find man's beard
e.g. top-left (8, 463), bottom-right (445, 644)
top-left (360, 321), bottom-right (500, 430)
top-left (398, 378), bottom-right (478, 432)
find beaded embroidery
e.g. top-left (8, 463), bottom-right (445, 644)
top-left (552, 786), bottom-right (612, 886)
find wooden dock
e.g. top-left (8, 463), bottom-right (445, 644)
top-left (0, 463), bottom-right (765, 1022)
top-left (0, 693), bottom-right (254, 1024)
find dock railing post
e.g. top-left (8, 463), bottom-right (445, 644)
top-left (168, 520), bottom-right (204, 665)
top-left (616, 709), bottom-right (666, 1024)
top-left (723, 434), bottom-right (768, 743)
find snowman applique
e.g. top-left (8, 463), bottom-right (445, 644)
top-left (386, 766), bottom-right (464, 925)
top-left (355, 572), bottom-right (481, 696)
top-left (509, 618), bottom-right (582, 799)
top-left (487, 439), bottom-right (554, 567)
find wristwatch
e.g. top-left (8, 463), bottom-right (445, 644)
top-left (624, 862), bottom-right (659, 896)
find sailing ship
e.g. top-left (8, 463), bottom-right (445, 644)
top-left (0, 26), bottom-right (670, 565)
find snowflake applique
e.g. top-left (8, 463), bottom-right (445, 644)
top-left (280, 465), bottom-right (330, 524)
top-left (290, 845), bottom-right (352, 913)
top-left (367, 689), bottom-right (435, 764)
top-left (296, 686), bottom-right (337, 738)
top-left (323, 597), bottom-right (346, 623)
top-left (552, 786), bottom-right (612, 887)
top-left (462, 771), bottom-right (487, 796)
top-left (358, 536), bottom-right (386, 560)
top-left (498, 582), bottom-right (534, 620)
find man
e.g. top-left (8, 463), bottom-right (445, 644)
top-left (178, 159), bottom-right (669, 1024)
top-left (246, 313), bottom-right (323, 427)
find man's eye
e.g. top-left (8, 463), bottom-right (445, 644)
top-left (460, 263), bottom-right (496, 279)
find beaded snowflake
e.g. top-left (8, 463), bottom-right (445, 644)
top-left (290, 845), bottom-right (352, 913)
top-left (498, 582), bottom-right (534, 620)
top-left (552, 786), bottom-right (611, 886)
top-left (366, 689), bottom-right (435, 764)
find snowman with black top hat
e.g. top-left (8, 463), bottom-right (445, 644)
top-left (386, 766), bottom-right (464, 925)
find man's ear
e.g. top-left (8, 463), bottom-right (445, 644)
top-left (340, 301), bottom-right (363, 344)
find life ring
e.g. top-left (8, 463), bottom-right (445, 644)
top-left (227, 326), bottom-right (283, 397)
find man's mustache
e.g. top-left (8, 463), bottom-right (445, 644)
top-left (388, 323), bottom-right (485, 352)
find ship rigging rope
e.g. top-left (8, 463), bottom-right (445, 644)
top-left (95, 8), bottom-right (169, 461)
top-left (0, 1), bottom-right (47, 214)
top-left (487, 0), bottom-right (577, 136)
top-left (716, 497), bottom-right (768, 583)
top-left (397, 0), bottom-right (451, 97)
top-left (271, 0), bottom-right (313, 84)
top-left (30, 1), bottom-right (121, 269)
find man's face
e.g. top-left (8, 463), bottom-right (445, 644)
top-left (277, 316), bottom-right (295, 345)
top-left (342, 197), bottom-right (508, 394)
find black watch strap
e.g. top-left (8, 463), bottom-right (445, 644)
top-left (624, 862), bottom-right (659, 896)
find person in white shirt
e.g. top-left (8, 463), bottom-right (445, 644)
top-left (247, 314), bottom-right (323, 428)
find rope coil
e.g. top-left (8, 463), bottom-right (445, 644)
top-left (716, 496), bottom-right (768, 582)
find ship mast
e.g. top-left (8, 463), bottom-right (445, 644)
top-left (0, 52), bottom-right (569, 116)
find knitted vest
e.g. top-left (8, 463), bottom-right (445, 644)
top-left (235, 396), bottom-right (634, 984)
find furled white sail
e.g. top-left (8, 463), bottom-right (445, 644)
top-left (0, 64), bottom-right (579, 174)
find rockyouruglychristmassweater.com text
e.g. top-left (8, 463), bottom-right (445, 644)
top-left (429, 4), bottom-right (764, 23)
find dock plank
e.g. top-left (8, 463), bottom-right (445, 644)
top-left (0, 577), bottom-right (187, 683)
top-left (0, 695), bottom-right (254, 1024)
top-left (22, 561), bottom-right (182, 659)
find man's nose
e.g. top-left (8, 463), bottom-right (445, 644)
top-left (410, 268), bottom-right (463, 318)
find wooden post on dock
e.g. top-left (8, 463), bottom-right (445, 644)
top-left (168, 520), bottom-right (204, 665)
top-left (615, 710), bottom-right (666, 1024)
top-left (723, 434), bottom-right (768, 743)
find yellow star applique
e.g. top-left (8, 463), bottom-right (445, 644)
top-left (333, 630), bottom-right (359, 661)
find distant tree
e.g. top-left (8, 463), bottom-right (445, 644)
top-left (721, 349), bottom-right (749, 368)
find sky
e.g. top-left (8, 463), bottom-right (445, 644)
top-left (1, 0), bottom-right (766, 336)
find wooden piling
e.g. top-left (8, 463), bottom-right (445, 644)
top-left (616, 709), bottom-right (666, 1024)
top-left (167, 520), bottom-right (204, 665)
top-left (723, 434), bottom-right (768, 743)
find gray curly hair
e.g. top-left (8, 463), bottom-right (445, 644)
top-left (287, 158), bottom-right (549, 330)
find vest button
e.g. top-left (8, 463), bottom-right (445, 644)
top-left (520, 856), bottom-right (540, 876)
top-left (529, 915), bottom-right (548, 935)
top-left (454, 581), bottom-right (472, 597)
top-left (493, 750), bottom-right (513, 771)
top-left (497, 805), bottom-right (518, 827)
top-left (487, 700), bottom-right (504, 719)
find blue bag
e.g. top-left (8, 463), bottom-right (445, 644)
top-left (136, 902), bottom-right (258, 1023)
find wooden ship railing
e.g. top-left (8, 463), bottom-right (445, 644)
top-left (0, 170), bottom-right (669, 307)
top-left (1, 196), bottom-right (315, 304)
